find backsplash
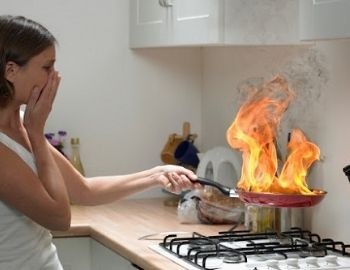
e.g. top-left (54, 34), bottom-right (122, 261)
top-left (233, 47), bottom-right (330, 158)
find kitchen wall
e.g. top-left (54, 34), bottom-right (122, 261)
top-left (201, 42), bottom-right (350, 241)
top-left (1, 0), bottom-right (202, 197)
top-left (3, 0), bottom-right (350, 241)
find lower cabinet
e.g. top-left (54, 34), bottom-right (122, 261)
top-left (53, 237), bottom-right (141, 270)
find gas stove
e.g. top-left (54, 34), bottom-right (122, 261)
top-left (150, 228), bottom-right (350, 270)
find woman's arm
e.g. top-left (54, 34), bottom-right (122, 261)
top-left (0, 142), bottom-right (70, 231)
top-left (0, 72), bottom-right (70, 231)
top-left (50, 145), bottom-right (198, 206)
top-left (24, 71), bottom-right (70, 229)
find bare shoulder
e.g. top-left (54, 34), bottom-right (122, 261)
top-left (0, 142), bottom-right (36, 181)
top-left (0, 142), bottom-right (57, 225)
top-left (0, 142), bottom-right (41, 202)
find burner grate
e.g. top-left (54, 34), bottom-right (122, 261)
top-left (159, 227), bottom-right (350, 270)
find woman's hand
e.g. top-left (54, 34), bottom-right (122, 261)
top-left (153, 165), bottom-right (201, 194)
top-left (24, 71), bottom-right (61, 138)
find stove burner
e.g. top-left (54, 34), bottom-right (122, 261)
top-left (296, 239), bottom-right (327, 258)
top-left (299, 246), bottom-right (327, 258)
top-left (188, 239), bottom-right (217, 252)
top-left (250, 253), bottom-right (286, 262)
top-left (223, 254), bottom-right (244, 263)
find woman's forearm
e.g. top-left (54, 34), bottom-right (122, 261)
top-left (79, 168), bottom-right (159, 205)
top-left (30, 135), bottom-right (71, 226)
top-left (77, 165), bottom-right (197, 206)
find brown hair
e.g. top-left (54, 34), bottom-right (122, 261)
top-left (0, 15), bottom-right (56, 107)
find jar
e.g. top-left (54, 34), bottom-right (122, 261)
top-left (245, 205), bottom-right (281, 233)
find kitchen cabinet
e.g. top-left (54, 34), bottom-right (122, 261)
top-left (300, 0), bottom-right (350, 40)
top-left (130, 0), bottom-right (221, 47)
top-left (53, 238), bottom-right (91, 270)
top-left (53, 237), bottom-right (138, 270)
top-left (129, 0), bottom-right (302, 48)
top-left (91, 239), bottom-right (139, 270)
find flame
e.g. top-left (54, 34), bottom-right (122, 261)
top-left (277, 129), bottom-right (320, 194)
top-left (226, 75), bottom-right (320, 195)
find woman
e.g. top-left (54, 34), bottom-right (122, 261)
top-left (0, 15), bottom-right (199, 269)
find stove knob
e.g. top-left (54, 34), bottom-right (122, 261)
top-left (266, 259), bottom-right (280, 269)
top-left (325, 255), bottom-right (339, 266)
top-left (305, 257), bottom-right (320, 268)
top-left (285, 258), bottom-right (300, 268)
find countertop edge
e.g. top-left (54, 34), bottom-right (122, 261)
top-left (52, 198), bottom-right (234, 270)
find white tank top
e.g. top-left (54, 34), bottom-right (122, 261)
top-left (0, 132), bottom-right (64, 270)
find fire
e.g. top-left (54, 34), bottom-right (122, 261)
top-left (226, 75), bottom-right (320, 195)
top-left (278, 129), bottom-right (320, 194)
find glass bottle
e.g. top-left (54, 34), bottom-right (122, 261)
top-left (70, 137), bottom-right (85, 176)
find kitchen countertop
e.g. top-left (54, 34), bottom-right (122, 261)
top-left (52, 198), bottom-right (233, 270)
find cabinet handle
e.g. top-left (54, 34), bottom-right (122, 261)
top-left (159, 0), bottom-right (173, 7)
top-left (164, 0), bottom-right (173, 7)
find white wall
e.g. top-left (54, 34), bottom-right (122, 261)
top-left (306, 40), bottom-right (350, 241)
top-left (1, 0), bottom-right (202, 197)
top-left (201, 42), bottom-right (350, 241)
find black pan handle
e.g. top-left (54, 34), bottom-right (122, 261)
top-left (196, 177), bottom-right (233, 196)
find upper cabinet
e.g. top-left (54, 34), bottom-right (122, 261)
top-left (224, 0), bottom-right (300, 45)
top-left (129, 0), bottom-right (302, 48)
top-left (129, 0), bottom-right (169, 48)
top-left (129, 0), bottom-right (222, 48)
top-left (300, 0), bottom-right (350, 41)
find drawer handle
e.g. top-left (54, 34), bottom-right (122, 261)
top-left (159, 0), bottom-right (173, 7)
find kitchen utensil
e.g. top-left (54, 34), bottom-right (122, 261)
top-left (174, 140), bottom-right (200, 168)
top-left (195, 177), bottom-right (327, 208)
top-left (160, 122), bottom-right (197, 165)
top-left (161, 134), bottom-right (184, 164)
top-left (343, 164), bottom-right (350, 182)
top-left (196, 177), bottom-right (238, 198)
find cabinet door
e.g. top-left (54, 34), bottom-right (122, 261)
top-left (91, 239), bottom-right (131, 270)
top-left (53, 237), bottom-right (92, 270)
top-left (224, 0), bottom-right (300, 45)
top-left (130, 0), bottom-right (223, 47)
top-left (54, 237), bottom-right (135, 270)
top-left (172, 0), bottom-right (223, 45)
top-left (130, 0), bottom-right (303, 47)
top-left (130, 0), bottom-right (169, 48)
top-left (300, 0), bottom-right (350, 40)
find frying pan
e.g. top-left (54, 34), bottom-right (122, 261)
top-left (196, 177), bottom-right (327, 208)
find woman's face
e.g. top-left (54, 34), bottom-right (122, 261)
top-left (10, 46), bottom-right (56, 104)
